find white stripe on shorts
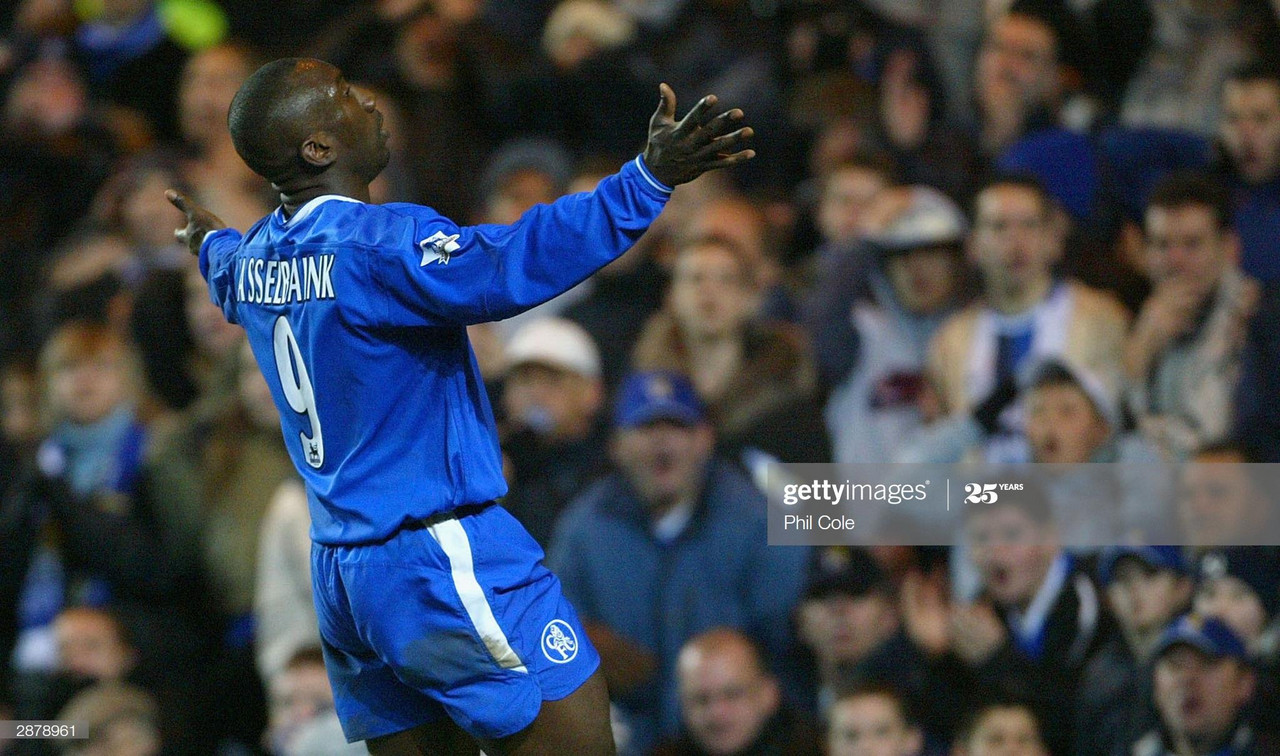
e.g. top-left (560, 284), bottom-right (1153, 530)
top-left (426, 518), bottom-right (528, 674)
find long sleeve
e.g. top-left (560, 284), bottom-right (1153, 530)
top-left (199, 227), bottom-right (245, 323)
top-left (369, 156), bottom-right (671, 327)
top-left (800, 242), bottom-right (871, 387)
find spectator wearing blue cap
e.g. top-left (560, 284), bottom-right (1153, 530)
top-left (1193, 546), bottom-right (1280, 745)
top-left (548, 370), bottom-right (810, 755)
top-left (1074, 546), bottom-right (1193, 756)
top-left (1193, 548), bottom-right (1280, 659)
top-left (1130, 614), bottom-right (1278, 756)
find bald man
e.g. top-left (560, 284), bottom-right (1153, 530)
top-left (54, 607), bottom-right (137, 683)
top-left (656, 629), bottom-right (820, 756)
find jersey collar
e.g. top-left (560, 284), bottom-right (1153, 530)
top-left (276, 194), bottom-right (364, 227)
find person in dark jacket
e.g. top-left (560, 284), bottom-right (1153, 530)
top-left (1233, 284), bottom-right (1280, 461)
top-left (1130, 615), bottom-right (1279, 756)
top-left (796, 548), bottom-right (901, 716)
top-left (499, 317), bottom-right (609, 547)
top-left (1191, 547), bottom-right (1280, 740)
top-left (1074, 546), bottom-right (1193, 756)
top-left (910, 485), bottom-right (1114, 756)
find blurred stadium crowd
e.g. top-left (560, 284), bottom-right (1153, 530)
top-left (3, 0), bottom-right (1280, 754)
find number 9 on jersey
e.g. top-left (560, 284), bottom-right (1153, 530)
top-left (273, 315), bottom-right (325, 468)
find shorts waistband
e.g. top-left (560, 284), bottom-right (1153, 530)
top-left (404, 501), bottom-right (496, 531)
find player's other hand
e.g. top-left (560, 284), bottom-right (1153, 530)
top-left (166, 190), bottom-right (227, 257)
top-left (642, 83), bottom-right (755, 187)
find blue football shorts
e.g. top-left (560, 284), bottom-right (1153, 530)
top-left (310, 502), bottom-right (600, 742)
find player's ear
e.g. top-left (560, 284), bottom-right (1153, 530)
top-left (301, 132), bottom-right (336, 169)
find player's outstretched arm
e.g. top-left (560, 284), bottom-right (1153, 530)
top-left (371, 86), bottom-right (754, 326)
top-left (641, 83), bottom-right (755, 187)
top-left (166, 190), bottom-right (227, 257)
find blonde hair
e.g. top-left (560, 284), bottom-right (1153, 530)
top-left (542, 0), bottom-right (635, 62)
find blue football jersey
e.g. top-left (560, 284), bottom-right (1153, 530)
top-left (199, 156), bottom-right (672, 544)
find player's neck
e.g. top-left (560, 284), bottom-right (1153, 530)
top-left (277, 175), bottom-right (371, 218)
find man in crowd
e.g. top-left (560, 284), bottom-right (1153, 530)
top-left (1126, 173), bottom-right (1259, 459)
top-left (819, 186), bottom-right (969, 464)
top-left (500, 317), bottom-right (608, 547)
top-left (951, 701), bottom-right (1049, 756)
top-left (796, 549), bottom-right (901, 715)
top-left (654, 629), bottom-right (820, 756)
top-left (1075, 547), bottom-right (1193, 756)
top-left (1193, 548), bottom-right (1280, 659)
top-left (975, 7), bottom-right (1102, 223)
top-left (549, 371), bottom-right (809, 754)
top-left (927, 176), bottom-right (1127, 442)
top-left (56, 682), bottom-right (163, 756)
top-left (1177, 444), bottom-right (1274, 549)
top-left (948, 486), bottom-right (1110, 755)
top-left (973, 8), bottom-right (1064, 159)
top-left (266, 646), bottom-right (363, 756)
top-left (1130, 615), bottom-right (1274, 755)
top-left (1218, 63), bottom-right (1280, 283)
top-left (825, 684), bottom-right (927, 756)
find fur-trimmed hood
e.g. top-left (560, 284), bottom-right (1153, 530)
top-left (632, 311), bottom-right (818, 439)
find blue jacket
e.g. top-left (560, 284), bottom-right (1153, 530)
top-left (1232, 177), bottom-right (1280, 283)
top-left (199, 157), bottom-right (672, 544)
top-left (548, 460), bottom-right (810, 753)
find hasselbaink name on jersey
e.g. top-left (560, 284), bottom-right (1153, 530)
top-left (237, 254), bottom-right (336, 305)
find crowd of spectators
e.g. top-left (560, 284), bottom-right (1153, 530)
top-left (2, 0), bottom-right (1280, 754)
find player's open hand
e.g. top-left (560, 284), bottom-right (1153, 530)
top-left (642, 83), bottom-right (755, 187)
top-left (166, 190), bottom-right (226, 257)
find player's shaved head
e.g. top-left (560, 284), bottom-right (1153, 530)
top-left (228, 58), bottom-right (359, 186)
top-left (230, 57), bottom-right (330, 180)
